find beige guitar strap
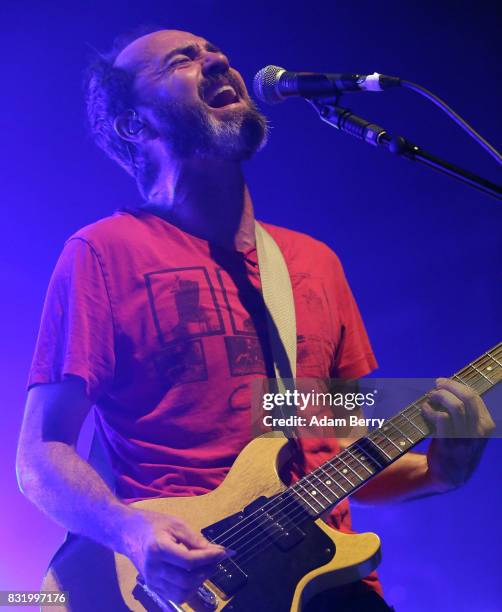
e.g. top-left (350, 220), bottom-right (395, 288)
top-left (254, 221), bottom-right (297, 386)
top-left (255, 222), bottom-right (299, 442)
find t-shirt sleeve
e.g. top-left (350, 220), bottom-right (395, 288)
top-left (27, 237), bottom-right (116, 403)
top-left (326, 248), bottom-right (377, 379)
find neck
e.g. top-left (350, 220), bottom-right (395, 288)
top-left (141, 155), bottom-right (256, 252)
top-left (288, 342), bottom-right (502, 519)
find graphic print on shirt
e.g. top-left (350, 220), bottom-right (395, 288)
top-left (223, 336), bottom-right (267, 376)
top-left (215, 268), bottom-right (268, 377)
top-left (145, 267), bottom-right (225, 384)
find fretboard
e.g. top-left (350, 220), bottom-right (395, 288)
top-left (287, 342), bottom-right (502, 518)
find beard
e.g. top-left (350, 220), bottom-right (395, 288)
top-left (151, 82), bottom-right (269, 161)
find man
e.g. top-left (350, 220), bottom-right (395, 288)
top-left (16, 29), bottom-right (495, 611)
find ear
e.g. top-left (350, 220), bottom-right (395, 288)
top-left (113, 110), bottom-right (148, 143)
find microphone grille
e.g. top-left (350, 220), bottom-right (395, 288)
top-left (253, 65), bottom-right (286, 104)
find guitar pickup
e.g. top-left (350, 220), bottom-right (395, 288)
top-left (243, 496), bottom-right (305, 551)
top-left (209, 558), bottom-right (248, 596)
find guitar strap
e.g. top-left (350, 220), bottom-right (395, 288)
top-left (254, 221), bottom-right (297, 384)
top-left (87, 220), bottom-right (299, 489)
top-left (254, 222), bottom-right (298, 438)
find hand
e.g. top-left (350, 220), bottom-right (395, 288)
top-left (422, 378), bottom-right (495, 492)
top-left (121, 508), bottom-right (229, 605)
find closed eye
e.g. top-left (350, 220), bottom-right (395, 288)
top-left (167, 56), bottom-right (191, 69)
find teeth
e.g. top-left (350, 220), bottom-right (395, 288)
top-left (208, 85), bottom-right (237, 105)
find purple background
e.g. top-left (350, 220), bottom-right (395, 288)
top-left (2, 1), bottom-right (501, 610)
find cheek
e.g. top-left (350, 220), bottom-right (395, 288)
top-left (231, 70), bottom-right (249, 98)
top-left (137, 69), bottom-right (201, 107)
top-left (161, 67), bottom-right (201, 102)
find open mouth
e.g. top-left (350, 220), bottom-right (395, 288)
top-left (205, 85), bottom-right (239, 108)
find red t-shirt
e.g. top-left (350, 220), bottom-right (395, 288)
top-left (28, 209), bottom-right (381, 594)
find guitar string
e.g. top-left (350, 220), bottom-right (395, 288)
top-left (227, 354), bottom-right (502, 560)
top-left (208, 398), bottom-right (429, 549)
top-left (210, 351), bottom-right (500, 550)
top-left (206, 349), bottom-right (500, 566)
top-left (208, 420), bottom-right (485, 571)
top-left (209, 362), bottom-right (499, 566)
top-left (213, 401), bottom-right (435, 562)
top-left (207, 351), bottom-right (501, 561)
top-left (228, 360), bottom-right (502, 568)
top-left (215, 369), bottom-right (495, 570)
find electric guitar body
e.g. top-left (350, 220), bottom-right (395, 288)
top-left (41, 433), bottom-right (381, 612)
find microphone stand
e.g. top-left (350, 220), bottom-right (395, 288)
top-left (309, 98), bottom-right (502, 201)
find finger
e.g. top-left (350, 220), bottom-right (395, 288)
top-left (171, 522), bottom-right (212, 549)
top-left (436, 378), bottom-right (495, 436)
top-left (421, 402), bottom-right (452, 438)
top-left (435, 377), bottom-right (478, 403)
top-left (427, 388), bottom-right (466, 434)
top-left (166, 540), bottom-right (230, 570)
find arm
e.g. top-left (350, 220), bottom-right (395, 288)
top-left (16, 379), bottom-right (132, 547)
top-left (16, 378), bottom-right (227, 604)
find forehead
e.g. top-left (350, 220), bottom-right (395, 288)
top-left (114, 30), bottom-right (211, 73)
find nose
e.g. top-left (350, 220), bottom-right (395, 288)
top-left (201, 50), bottom-right (230, 76)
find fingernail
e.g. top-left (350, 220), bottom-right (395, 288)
top-left (225, 548), bottom-right (237, 558)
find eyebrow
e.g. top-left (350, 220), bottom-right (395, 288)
top-left (159, 41), bottom-right (222, 69)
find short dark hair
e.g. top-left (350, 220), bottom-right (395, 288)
top-left (83, 26), bottom-right (159, 176)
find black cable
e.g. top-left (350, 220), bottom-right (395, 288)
top-left (400, 80), bottom-right (502, 166)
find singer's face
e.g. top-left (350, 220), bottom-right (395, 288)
top-left (115, 30), bottom-right (267, 160)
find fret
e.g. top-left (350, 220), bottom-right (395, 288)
top-left (384, 419), bottom-right (414, 444)
top-left (469, 363), bottom-right (492, 383)
top-left (487, 350), bottom-right (502, 368)
top-left (285, 488), bottom-right (321, 522)
top-left (323, 461), bottom-right (349, 493)
top-left (404, 402), bottom-right (431, 434)
top-left (455, 368), bottom-right (492, 394)
top-left (293, 481), bottom-right (325, 514)
top-left (483, 353), bottom-right (502, 383)
top-left (315, 465), bottom-right (341, 499)
top-left (361, 437), bottom-right (392, 464)
top-left (317, 461), bottom-right (348, 500)
top-left (380, 423), bottom-right (413, 453)
top-left (372, 429), bottom-right (401, 455)
top-left (356, 439), bottom-right (385, 468)
top-left (392, 411), bottom-right (424, 442)
top-left (305, 471), bottom-right (337, 505)
top-left (297, 478), bottom-right (328, 509)
top-left (453, 373), bottom-right (470, 387)
top-left (341, 448), bottom-right (372, 479)
top-left (334, 454), bottom-right (364, 483)
top-left (399, 409), bottom-right (427, 436)
top-left (350, 450), bottom-right (375, 477)
top-left (479, 359), bottom-right (498, 382)
top-left (327, 459), bottom-right (354, 487)
top-left (289, 486), bottom-right (319, 516)
top-left (345, 447), bottom-right (374, 476)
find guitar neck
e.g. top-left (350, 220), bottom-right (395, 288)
top-left (287, 342), bottom-right (502, 519)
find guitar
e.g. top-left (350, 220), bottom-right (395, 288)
top-left (41, 343), bottom-right (501, 611)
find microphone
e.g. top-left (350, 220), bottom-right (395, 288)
top-left (253, 65), bottom-right (400, 104)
